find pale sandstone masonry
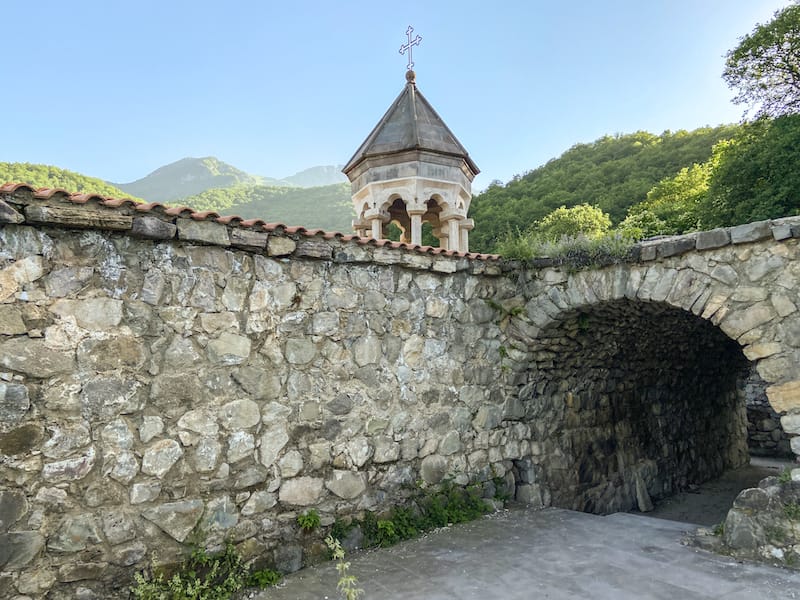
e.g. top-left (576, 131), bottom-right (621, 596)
top-left (0, 189), bottom-right (799, 596)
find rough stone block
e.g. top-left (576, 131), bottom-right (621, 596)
top-left (295, 238), bottom-right (332, 259)
top-left (0, 305), bottom-right (26, 335)
top-left (730, 220), bottom-right (771, 244)
top-left (372, 248), bottom-right (403, 265)
top-left (772, 223), bottom-right (794, 241)
top-left (325, 470), bottom-right (367, 499)
top-left (0, 531), bottom-right (44, 569)
top-left (230, 227), bottom-right (268, 250)
top-left (719, 303), bottom-right (775, 340)
top-left (0, 383), bottom-right (30, 425)
top-left (267, 235), bottom-right (297, 256)
top-left (420, 454), bottom-right (447, 484)
top-left (142, 500), bottom-right (204, 542)
top-left (176, 219), bottom-right (231, 246)
top-left (0, 255), bottom-right (44, 301)
top-left (401, 253), bottom-right (433, 270)
top-left (278, 477), bottom-right (323, 506)
top-left (637, 241), bottom-right (659, 262)
top-left (780, 413), bottom-right (800, 435)
top-left (767, 380), bottom-right (800, 413)
top-left (0, 491), bottom-right (28, 533)
top-left (51, 297), bottom-right (123, 330)
top-left (25, 204), bottom-right (132, 230)
top-left (657, 235), bottom-right (696, 258)
top-left (0, 199), bottom-right (23, 224)
top-left (132, 216), bottom-right (176, 239)
top-left (432, 258), bottom-right (458, 273)
top-left (695, 228), bottom-right (730, 250)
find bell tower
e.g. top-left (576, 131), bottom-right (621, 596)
top-left (342, 28), bottom-right (479, 252)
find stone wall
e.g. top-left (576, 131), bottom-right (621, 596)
top-left (0, 212), bottom-right (523, 599)
top-left (742, 367), bottom-right (793, 457)
top-left (2, 189), bottom-right (800, 595)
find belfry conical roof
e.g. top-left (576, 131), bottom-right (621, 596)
top-left (343, 72), bottom-right (479, 176)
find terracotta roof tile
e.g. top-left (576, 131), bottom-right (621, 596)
top-left (0, 183), bottom-right (500, 261)
top-left (0, 183), bottom-right (34, 193)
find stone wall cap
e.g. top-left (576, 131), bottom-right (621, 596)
top-left (0, 183), bottom-right (501, 263)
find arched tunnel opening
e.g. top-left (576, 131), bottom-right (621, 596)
top-left (517, 298), bottom-right (777, 522)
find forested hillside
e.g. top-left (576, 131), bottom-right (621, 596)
top-left (0, 163), bottom-right (140, 200)
top-left (468, 126), bottom-right (738, 253)
top-left (181, 183), bottom-right (354, 231)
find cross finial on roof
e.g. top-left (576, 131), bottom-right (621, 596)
top-left (399, 26), bottom-right (422, 72)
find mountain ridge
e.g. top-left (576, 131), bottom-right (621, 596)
top-left (111, 157), bottom-right (347, 204)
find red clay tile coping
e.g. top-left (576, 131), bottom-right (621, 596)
top-left (0, 183), bottom-right (501, 261)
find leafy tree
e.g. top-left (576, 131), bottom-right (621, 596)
top-left (617, 161), bottom-right (711, 239)
top-left (530, 204), bottom-right (611, 241)
top-left (723, 4), bottom-right (800, 118)
top-left (701, 114), bottom-right (800, 226)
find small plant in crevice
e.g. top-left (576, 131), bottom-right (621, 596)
top-left (779, 467), bottom-right (793, 484)
top-left (130, 540), bottom-right (281, 600)
top-left (325, 535), bottom-right (363, 600)
top-left (351, 480), bottom-right (490, 550)
top-left (765, 524), bottom-right (787, 543)
top-left (297, 508), bottom-right (321, 532)
top-left (784, 501), bottom-right (800, 521)
top-left (712, 522), bottom-right (725, 537)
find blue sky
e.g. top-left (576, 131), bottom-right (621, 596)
top-left (1, 1), bottom-right (790, 191)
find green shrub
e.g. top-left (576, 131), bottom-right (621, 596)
top-left (784, 501), bottom-right (800, 521)
top-left (297, 509), bottom-right (321, 532)
top-left (498, 231), bottom-right (635, 266)
top-left (357, 480), bottom-right (490, 549)
top-left (131, 541), bottom-right (280, 600)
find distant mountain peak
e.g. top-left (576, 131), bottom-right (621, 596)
top-left (112, 158), bottom-right (348, 203)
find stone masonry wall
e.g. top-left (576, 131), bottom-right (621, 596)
top-left (0, 217), bottom-right (525, 599)
top-left (2, 190), bottom-right (800, 596)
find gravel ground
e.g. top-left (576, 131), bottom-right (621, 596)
top-left (645, 456), bottom-right (796, 526)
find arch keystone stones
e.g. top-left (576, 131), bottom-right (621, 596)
top-left (767, 381), bottom-right (800, 413)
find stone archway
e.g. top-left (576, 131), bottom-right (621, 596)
top-left (514, 253), bottom-right (800, 514)
top-left (521, 298), bottom-right (750, 514)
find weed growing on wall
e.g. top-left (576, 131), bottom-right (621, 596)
top-left (130, 541), bottom-right (281, 600)
top-left (779, 468), bottom-right (793, 484)
top-left (498, 231), bottom-right (635, 266)
top-left (297, 508), bottom-right (321, 532)
top-left (784, 501), bottom-right (800, 521)
top-left (334, 480), bottom-right (491, 550)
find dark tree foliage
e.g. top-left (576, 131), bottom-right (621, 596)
top-left (468, 126), bottom-right (737, 253)
top-left (723, 4), bottom-right (800, 118)
top-left (701, 114), bottom-right (800, 227)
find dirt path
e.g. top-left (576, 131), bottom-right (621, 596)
top-left (645, 456), bottom-right (795, 526)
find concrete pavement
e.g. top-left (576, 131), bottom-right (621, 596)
top-left (256, 507), bottom-right (800, 600)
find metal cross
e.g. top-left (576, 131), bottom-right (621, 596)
top-left (399, 26), bottom-right (422, 71)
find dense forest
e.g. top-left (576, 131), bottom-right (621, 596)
top-left (0, 162), bottom-right (139, 200)
top-left (470, 114), bottom-right (800, 256)
top-left (467, 126), bottom-right (737, 253)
